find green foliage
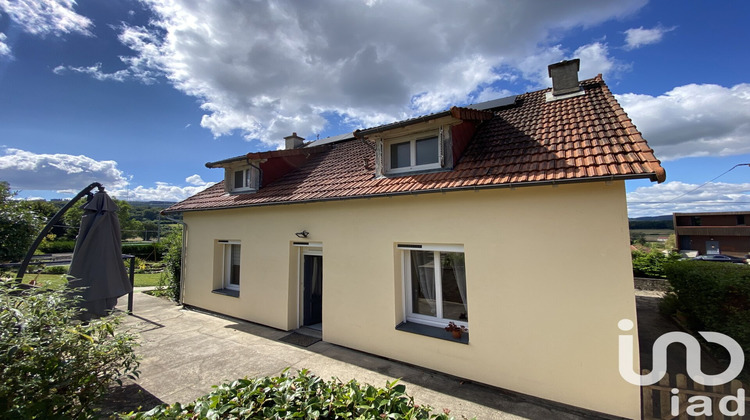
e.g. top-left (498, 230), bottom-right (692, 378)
top-left (0, 182), bottom-right (43, 263)
top-left (628, 219), bottom-right (674, 230)
top-left (159, 228), bottom-right (182, 302)
top-left (0, 281), bottom-right (140, 419)
top-left (123, 369), bottom-right (454, 420)
top-left (663, 261), bottom-right (750, 372)
top-left (38, 240), bottom-right (76, 254)
top-left (631, 249), bottom-right (681, 278)
top-left (42, 265), bottom-right (70, 274)
top-left (121, 243), bottom-right (165, 261)
top-left (630, 232), bottom-right (647, 246)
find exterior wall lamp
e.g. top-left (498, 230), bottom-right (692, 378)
top-left (295, 230), bottom-right (309, 238)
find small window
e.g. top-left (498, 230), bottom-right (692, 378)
top-left (230, 166), bottom-right (258, 192)
top-left (737, 215), bottom-right (745, 226)
top-left (223, 242), bottom-right (241, 291)
top-left (691, 216), bottom-right (702, 226)
top-left (384, 135), bottom-right (442, 174)
top-left (401, 244), bottom-right (467, 329)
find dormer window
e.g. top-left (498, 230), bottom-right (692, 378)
top-left (382, 131), bottom-right (444, 175)
top-left (226, 165), bottom-right (260, 194)
top-left (386, 135), bottom-right (441, 173)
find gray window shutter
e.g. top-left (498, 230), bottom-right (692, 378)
top-left (376, 138), bottom-right (384, 176)
top-left (438, 126), bottom-right (445, 166)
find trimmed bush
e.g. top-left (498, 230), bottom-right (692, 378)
top-left (631, 249), bottom-right (681, 278)
top-left (121, 243), bottom-right (165, 261)
top-left (38, 240), bottom-right (76, 254)
top-left (123, 369), bottom-right (454, 419)
top-left (0, 281), bottom-right (140, 418)
top-left (663, 261), bottom-right (750, 371)
top-left (42, 264), bottom-right (70, 274)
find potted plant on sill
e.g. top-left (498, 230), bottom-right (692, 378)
top-left (445, 322), bottom-right (468, 339)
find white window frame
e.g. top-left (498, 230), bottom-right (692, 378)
top-left (221, 240), bottom-right (241, 291)
top-left (400, 244), bottom-right (467, 329)
top-left (230, 166), bottom-right (258, 193)
top-left (384, 132), bottom-right (443, 175)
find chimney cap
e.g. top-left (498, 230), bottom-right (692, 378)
top-left (547, 58), bottom-right (580, 77)
top-left (284, 132), bottom-right (303, 140)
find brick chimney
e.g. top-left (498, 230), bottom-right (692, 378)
top-left (284, 132), bottom-right (304, 150)
top-left (548, 58), bottom-right (581, 96)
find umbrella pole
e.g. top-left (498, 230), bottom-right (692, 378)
top-left (15, 182), bottom-right (104, 282)
top-left (127, 256), bottom-right (135, 313)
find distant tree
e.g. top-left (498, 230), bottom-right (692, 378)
top-left (630, 232), bottom-right (647, 246)
top-left (0, 182), bottom-right (43, 263)
top-left (142, 208), bottom-right (160, 221)
top-left (664, 234), bottom-right (676, 251)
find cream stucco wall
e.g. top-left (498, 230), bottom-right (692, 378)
top-left (181, 181), bottom-right (641, 418)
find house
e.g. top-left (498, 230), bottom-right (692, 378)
top-left (674, 211), bottom-right (750, 257)
top-left (163, 59), bottom-right (666, 418)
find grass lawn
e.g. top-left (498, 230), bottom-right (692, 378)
top-left (14, 272), bottom-right (163, 288)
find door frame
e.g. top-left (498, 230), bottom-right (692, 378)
top-left (294, 243), bottom-right (323, 329)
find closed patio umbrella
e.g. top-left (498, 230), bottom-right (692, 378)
top-left (68, 190), bottom-right (132, 318)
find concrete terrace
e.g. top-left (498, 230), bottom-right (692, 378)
top-left (111, 290), bottom-right (606, 419)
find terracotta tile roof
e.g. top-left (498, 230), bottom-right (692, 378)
top-left (166, 76), bottom-right (665, 213)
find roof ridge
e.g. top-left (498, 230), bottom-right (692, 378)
top-left (597, 78), bottom-right (666, 183)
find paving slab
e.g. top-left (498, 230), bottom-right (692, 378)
top-left (113, 291), bottom-right (608, 419)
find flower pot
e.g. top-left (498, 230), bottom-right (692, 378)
top-left (451, 330), bottom-right (462, 339)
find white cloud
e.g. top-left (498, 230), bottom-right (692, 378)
top-left (104, 0), bottom-right (646, 147)
top-left (0, 0), bottom-right (93, 37)
top-left (624, 26), bottom-right (675, 50)
top-left (0, 32), bottom-right (10, 57)
top-left (185, 174), bottom-right (205, 186)
top-left (0, 148), bottom-right (128, 190)
top-left (53, 62), bottom-right (131, 82)
top-left (627, 181), bottom-right (750, 218)
top-left (108, 181), bottom-right (214, 202)
top-left (0, 148), bottom-right (213, 202)
top-left (617, 83), bottom-right (750, 160)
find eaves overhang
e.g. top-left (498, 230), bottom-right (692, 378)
top-left (162, 172), bottom-right (658, 214)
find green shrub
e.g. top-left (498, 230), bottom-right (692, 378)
top-left (38, 240), bottom-right (76, 254)
top-left (663, 261), bottom-right (750, 373)
top-left (631, 249), bottom-right (681, 278)
top-left (158, 228), bottom-right (182, 302)
top-left (123, 369), bottom-right (454, 420)
top-left (42, 264), bottom-right (70, 274)
top-left (121, 243), bottom-right (164, 261)
top-left (0, 281), bottom-right (140, 419)
top-left (0, 182), bottom-right (43, 263)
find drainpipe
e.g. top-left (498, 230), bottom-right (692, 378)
top-left (245, 155), bottom-right (263, 188)
top-left (161, 212), bottom-right (187, 305)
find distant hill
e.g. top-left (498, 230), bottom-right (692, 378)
top-left (629, 215), bottom-right (673, 230)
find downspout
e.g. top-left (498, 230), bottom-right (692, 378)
top-left (161, 212), bottom-right (188, 305)
top-left (246, 155), bottom-right (263, 187)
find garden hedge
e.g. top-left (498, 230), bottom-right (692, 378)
top-left (664, 261), bottom-right (750, 368)
top-left (123, 369), bottom-right (456, 420)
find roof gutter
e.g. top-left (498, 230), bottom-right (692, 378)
top-left (163, 172), bottom-right (655, 214)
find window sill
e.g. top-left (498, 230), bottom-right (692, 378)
top-left (396, 321), bottom-right (469, 344)
top-left (212, 288), bottom-right (239, 298)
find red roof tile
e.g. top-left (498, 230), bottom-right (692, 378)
top-left (166, 76), bottom-right (665, 213)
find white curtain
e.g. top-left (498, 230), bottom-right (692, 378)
top-left (448, 253), bottom-right (468, 318)
top-left (412, 251), bottom-right (436, 314)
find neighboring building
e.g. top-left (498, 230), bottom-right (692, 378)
top-left (674, 211), bottom-right (750, 256)
top-left (164, 59), bottom-right (666, 418)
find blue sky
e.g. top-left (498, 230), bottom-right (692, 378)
top-left (0, 0), bottom-right (748, 217)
